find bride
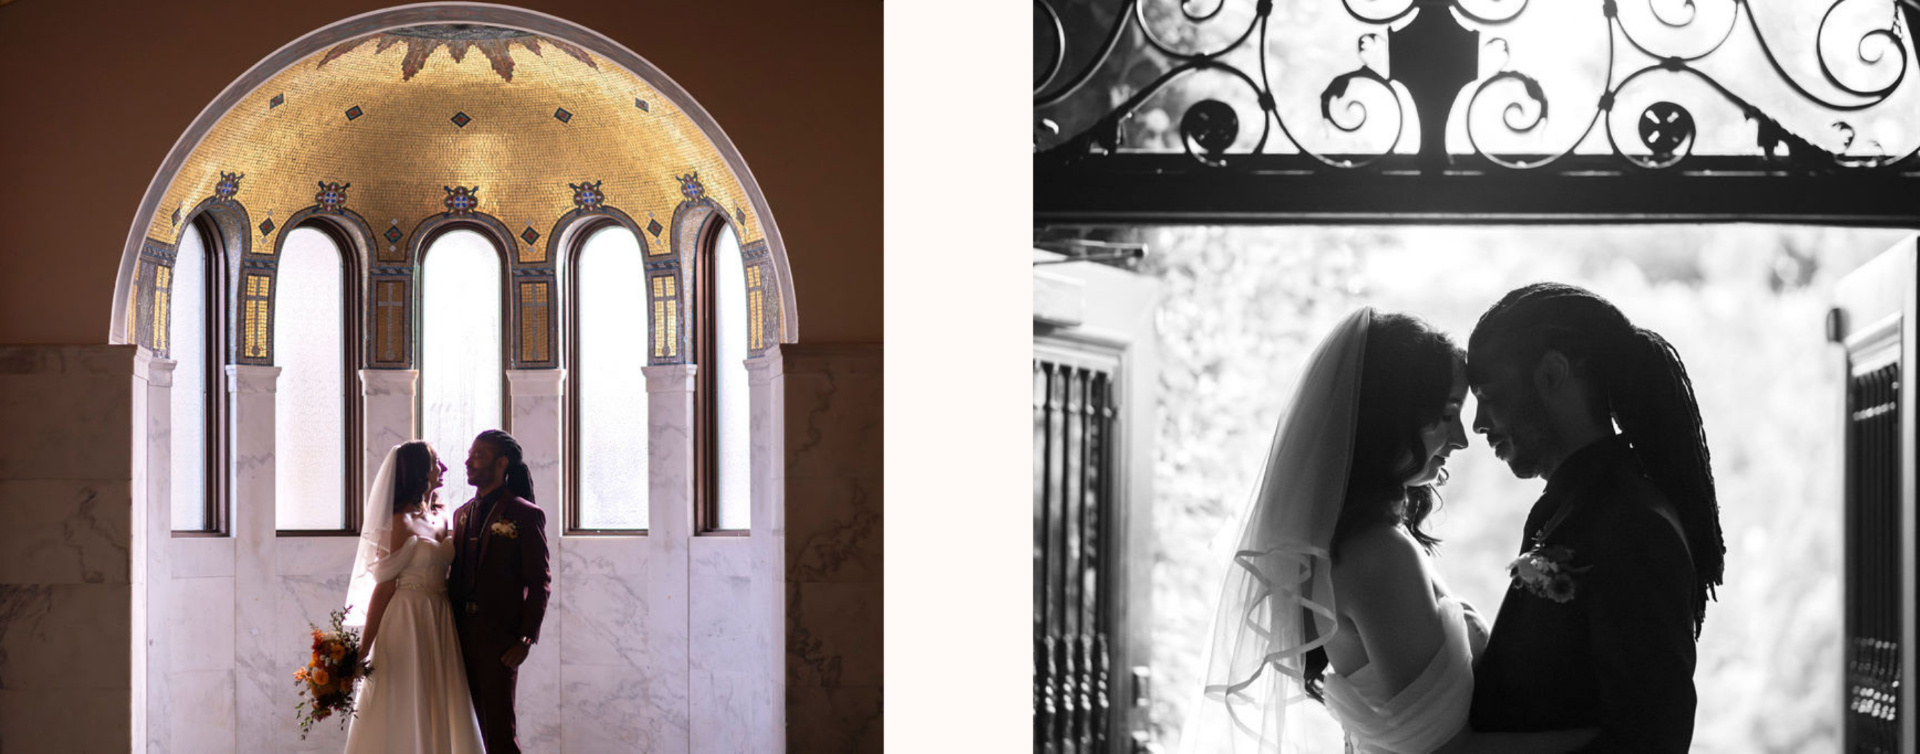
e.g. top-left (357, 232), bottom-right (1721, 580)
top-left (1185, 309), bottom-right (1594, 754)
top-left (343, 441), bottom-right (485, 753)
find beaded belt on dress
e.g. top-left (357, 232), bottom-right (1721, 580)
top-left (396, 580), bottom-right (446, 595)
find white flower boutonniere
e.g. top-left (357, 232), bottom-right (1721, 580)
top-left (490, 520), bottom-right (519, 539)
top-left (1507, 544), bottom-right (1590, 603)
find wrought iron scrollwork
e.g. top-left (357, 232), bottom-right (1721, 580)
top-left (1034, 0), bottom-right (1920, 173)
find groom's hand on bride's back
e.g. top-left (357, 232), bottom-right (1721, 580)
top-left (1461, 601), bottom-right (1490, 663)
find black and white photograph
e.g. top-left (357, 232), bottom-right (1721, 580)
top-left (1033, 1), bottom-right (1920, 752)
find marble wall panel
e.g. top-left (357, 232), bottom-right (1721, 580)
top-left (173, 536), bottom-right (236, 578)
top-left (786, 581), bottom-right (882, 690)
top-left (171, 577), bottom-right (237, 672)
top-left (690, 668), bottom-right (764, 754)
top-left (168, 670), bottom-right (236, 754)
top-left (777, 344), bottom-right (882, 754)
top-left (788, 684), bottom-right (883, 754)
top-left (0, 583), bottom-right (132, 688)
top-left (135, 352), bottom-right (171, 754)
top-left (507, 370), bottom-right (565, 751)
top-left (228, 365), bottom-right (280, 754)
top-left (0, 686), bottom-right (136, 752)
top-left (0, 479), bottom-right (132, 585)
top-left (559, 535), bottom-right (650, 578)
top-left (560, 663), bottom-right (649, 752)
top-left (690, 537), bottom-right (755, 674)
top-left (359, 369), bottom-right (417, 497)
top-left (775, 347), bottom-right (879, 481)
top-left (561, 573), bottom-right (651, 669)
top-left (0, 345), bottom-right (135, 480)
top-left (785, 475), bottom-right (882, 584)
top-left (275, 536), bottom-right (356, 577)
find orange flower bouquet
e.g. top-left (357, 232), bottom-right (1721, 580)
top-left (293, 606), bottom-right (365, 738)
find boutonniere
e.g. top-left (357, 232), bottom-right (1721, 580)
top-left (1507, 543), bottom-right (1591, 603)
top-left (489, 520), bottom-right (519, 539)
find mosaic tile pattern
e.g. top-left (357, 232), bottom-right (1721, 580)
top-left (138, 23), bottom-right (778, 369)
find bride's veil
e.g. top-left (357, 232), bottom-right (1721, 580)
top-left (344, 443), bottom-right (404, 629)
top-left (1184, 307), bottom-right (1370, 752)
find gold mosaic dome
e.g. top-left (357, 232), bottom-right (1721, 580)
top-left (133, 22), bottom-right (781, 369)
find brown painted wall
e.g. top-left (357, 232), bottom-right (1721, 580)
top-left (0, 0), bottom-right (881, 346)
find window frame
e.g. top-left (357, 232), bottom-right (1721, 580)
top-left (274, 220), bottom-right (365, 537)
top-left (694, 216), bottom-right (749, 536)
top-left (173, 214), bottom-right (232, 538)
top-left (414, 221), bottom-right (514, 505)
top-left (564, 217), bottom-right (652, 535)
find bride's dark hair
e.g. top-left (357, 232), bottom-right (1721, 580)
top-left (391, 441), bottom-right (438, 514)
top-left (1304, 311), bottom-right (1462, 702)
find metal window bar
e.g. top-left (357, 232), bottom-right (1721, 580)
top-left (1847, 362), bottom-right (1902, 752)
top-left (1036, 359), bottom-right (1119, 753)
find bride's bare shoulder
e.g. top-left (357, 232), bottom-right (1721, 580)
top-left (1332, 524), bottom-right (1426, 592)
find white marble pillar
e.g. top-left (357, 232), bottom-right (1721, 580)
top-left (359, 370), bottom-right (418, 494)
top-left (645, 364), bottom-right (696, 753)
top-left (227, 365), bottom-right (279, 754)
top-left (506, 368), bottom-right (565, 750)
top-left (745, 352), bottom-right (785, 754)
top-left (135, 353), bottom-right (176, 753)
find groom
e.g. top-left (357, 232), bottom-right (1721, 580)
top-left (451, 429), bottom-right (551, 754)
top-left (1463, 284), bottom-right (1724, 753)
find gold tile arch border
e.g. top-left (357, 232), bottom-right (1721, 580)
top-left (111, 4), bottom-right (801, 363)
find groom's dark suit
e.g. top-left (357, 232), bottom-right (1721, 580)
top-left (1471, 436), bottom-right (1698, 753)
top-left (450, 487), bottom-right (551, 754)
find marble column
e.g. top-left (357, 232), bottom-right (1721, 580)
top-left (647, 364), bottom-right (696, 753)
top-left (0, 345), bottom-right (137, 751)
top-left (780, 344), bottom-right (883, 753)
top-left (359, 370), bottom-right (417, 494)
top-left (746, 351), bottom-right (786, 754)
top-left (506, 368), bottom-right (564, 750)
top-left (135, 353), bottom-right (176, 753)
top-left (227, 365), bottom-right (279, 754)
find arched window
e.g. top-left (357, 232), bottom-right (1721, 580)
top-left (698, 221), bottom-right (751, 532)
top-left (274, 225), bottom-right (356, 532)
top-left (170, 219), bottom-right (227, 533)
top-left (421, 228), bottom-right (505, 508)
top-left (569, 223), bottom-right (650, 532)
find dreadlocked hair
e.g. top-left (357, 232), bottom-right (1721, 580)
top-left (1468, 283), bottom-right (1724, 638)
top-left (1303, 311), bottom-right (1461, 703)
top-left (476, 429), bottom-right (536, 503)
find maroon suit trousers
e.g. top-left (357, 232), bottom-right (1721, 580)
top-left (458, 621), bottom-right (520, 754)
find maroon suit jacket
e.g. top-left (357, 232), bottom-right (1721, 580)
top-left (449, 489), bottom-right (551, 646)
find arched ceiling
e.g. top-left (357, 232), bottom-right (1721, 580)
top-left (146, 22), bottom-right (763, 261)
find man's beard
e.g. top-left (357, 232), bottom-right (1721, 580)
top-left (1499, 393), bottom-right (1560, 480)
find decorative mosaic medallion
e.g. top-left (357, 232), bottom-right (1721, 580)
top-left (647, 218), bottom-right (664, 238)
top-left (269, 93), bottom-right (285, 109)
top-left (384, 224), bottom-right (404, 245)
top-left (215, 171), bottom-right (245, 201)
top-left (315, 181), bottom-right (351, 212)
top-left (345, 105), bottom-right (364, 121)
top-left (734, 204), bottom-right (746, 225)
top-left (521, 225), bottom-right (540, 245)
top-left (450, 111), bottom-right (472, 128)
top-left (570, 180), bottom-right (605, 211)
top-left (554, 107), bottom-right (572, 124)
top-left (443, 185), bottom-right (480, 214)
top-left (676, 172), bottom-right (705, 202)
top-left (259, 217), bottom-right (276, 236)
top-left (171, 205), bottom-right (181, 227)
top-left (635, 98), bottom-right (649, 112)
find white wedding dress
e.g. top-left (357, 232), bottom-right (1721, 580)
top-left (1321, 597), bottom-right (1474, 754)
top-left (1187, 309), bottom-right (1472, 754)
top-left (343, 526), bottom-right (485, 753)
